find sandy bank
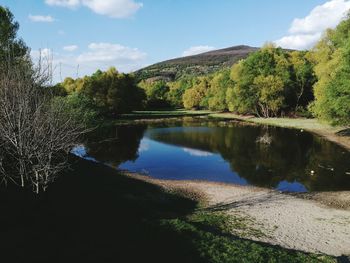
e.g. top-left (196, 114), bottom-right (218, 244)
top-left (128, 174), bottom-right (350, 257)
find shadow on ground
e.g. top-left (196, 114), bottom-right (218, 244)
top-left (0, 156), bottom-right (200, 263)
top-left (337, 128), bottom-right (350, 137)
top-left (0, 156), bottom-right (337, 263)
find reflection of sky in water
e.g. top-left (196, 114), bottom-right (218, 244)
top-left (73, 124), bottom-right (350, 193)
top-left (138, 140), bottom-right (150, 153)
top-left (120, 138), bottom-right (248, 185)
top-left (183, 147), bottom-right (213, 157)
top-left (277, 181), bottom-right (307, 193)
top-left (71, 145), bottom-right (98, 162)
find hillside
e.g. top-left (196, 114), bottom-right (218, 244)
top-left (135, 45), bottom-right (258, 82)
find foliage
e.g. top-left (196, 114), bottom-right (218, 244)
top-left (183, 78), bottom-right (209, 109)
top-left (310, 14), bottom-right (350, 126)
top-left (167, 77), bottom-right (195, 108)
top-left (289, 51), bottom-right (316, 110)
top-left (206, 70), bottom-right (233, 111)
top-left (253, 75), bottom-right (284, 117)
top-left (52, 92), bottom-right (99, 127)
top-left (58, 67), bottom-right (146, 117)
top-left (225, 44), bottom-right (316, 117)
top-left (82, 68), bottom-right (145, 116)
top-left (0, 6), bottom-right (28, 63)
top-left (139, 80), bottom-right (171, 109)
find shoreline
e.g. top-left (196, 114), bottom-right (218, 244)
top-left (209, 113), bottom-right (350, 151)
top-left (126, 172), bottom-right (350, 211)
top-left (126, 173), bottom-right (350, 257)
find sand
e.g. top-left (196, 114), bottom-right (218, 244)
top-left (129, 174), bottom-right (350, 257)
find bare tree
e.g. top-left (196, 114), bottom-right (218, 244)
top-left (0, 54), bottom-right (86, 193)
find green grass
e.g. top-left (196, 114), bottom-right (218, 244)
top-left (160, 211), bottom-right (336, 263)
top-left (120, 109), bottom-right (212, 119)
top-left (208, 113), bottom-right (344, 133)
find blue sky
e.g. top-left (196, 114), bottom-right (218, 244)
top-left (1, 0), bottom-right (349, 81)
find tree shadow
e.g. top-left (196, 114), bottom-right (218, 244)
top-left (202, 192), bottom-right (285, 212)
top-left (337, 128), bottom-right (350, 137)
top-left (0, 156), bottom-right (202, 263)
top-left (0, 157), bottom-right (338, 263)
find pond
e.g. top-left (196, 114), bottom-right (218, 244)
top-left (74, 118), bottom-right (350, 192)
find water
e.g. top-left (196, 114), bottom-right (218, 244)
top-left (78, 119), bottom-right (350, 192)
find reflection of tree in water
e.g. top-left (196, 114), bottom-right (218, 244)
top-left (148, 121), bottom-right (350, 191)
top-left (85, 125), bottom-right (147, 167)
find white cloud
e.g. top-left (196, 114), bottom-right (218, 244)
top-left (63, 45), bottom-right (79, 52)
top-left (182, 45), bottom-right (216, 57)
top-left (183, 148), bottom-right (213, 157)
top-left (28, 14), bottom-right (55, 22)
top-left (77, 42), bottom-right (146, 63)
top-left (31, 43), bottom-right (147, 83)
top-left (45, 0), bottom-right (143, 18)
top-left (45, 0), bottom-right (80, 8)
top-left (275, 33), bottom-right (322, 50)
top-left (275, 0), bottom-right (350, 50)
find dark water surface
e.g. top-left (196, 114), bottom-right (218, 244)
top-left (77, 119), bottom-right (350, 192)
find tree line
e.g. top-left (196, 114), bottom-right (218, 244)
top-left (56, 13), bottom-right (350, 126)
top-left (139, 13), bottom-right (350, 126)
top-left (54, 67), bottom-right (145, 125)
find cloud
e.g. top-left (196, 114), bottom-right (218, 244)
top-left (63, 45), bottom-right (79, 52)
top-left (45, 0), bottom-right (143, 18)
top-left (182, 45), bottom-right (216, 57)
top-left (31, 43), bottom-right (147, 83)
top-left (183, 148), bottom-right (213, 157)
top-left (275, 0), bottom-right (350, 50)
top-left (28, 14), bottom-right (55, 22)
top-left (76, 42), bottom-right (146, 64)
top-left (45, 0), bottom-right (80, 8)
top-left (275, 33), bottom-right (322, 50)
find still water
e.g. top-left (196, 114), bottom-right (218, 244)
top-left (76, 119), bottom-right (350, 192)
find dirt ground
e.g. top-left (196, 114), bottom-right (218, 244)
top-left (129, 174), bottom-right (350, 257)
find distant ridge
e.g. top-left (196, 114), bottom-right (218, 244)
top-left (135, 45), bottom-right (259, 82)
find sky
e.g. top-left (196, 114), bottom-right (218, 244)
top-left (1, 0), bottom-right (349, 82)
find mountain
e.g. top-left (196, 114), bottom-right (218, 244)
top-left (134, 45), bottom-right (259, 82)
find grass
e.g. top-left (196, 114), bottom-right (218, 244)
top-left (160, 212), bottom-right (336, 263)
top-left (208, 113), bottom-right (342, 132)
top-left (0, 156), bottom-right (337, 262)
top-left (209, 112), bottom-right (350, 150)
top-left (120, 109), bottom-right (212, 119)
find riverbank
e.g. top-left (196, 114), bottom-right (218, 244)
top-left (116, 110), bottom-right (350, 151)
top-left (128, 173), bottom-right (350, 258)
top-left (209, 113), bottom-right (350, 151)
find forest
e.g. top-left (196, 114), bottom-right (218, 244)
top-left (56, 13), bottom-right (350, 126)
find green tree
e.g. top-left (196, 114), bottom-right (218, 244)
top-left (183, 78), bottom-right (208, 109)
top-left (226, 44), bottom-right (293, 116)
top-left (81, 67), bottom-right (145, 116)
top-left (253, 75), bottom-right (284, 117)
top-left (207, 70), bottom-right (233, 111)
top-left (52, 92), bottom-right (99, 127)
top-left (0, 6), bottom-right (28, 63)
top-left (167, 77), bottom-right (195, 108)
top-left (310, 14), bottom-right (350, 125)
top-left (140, 80), bottom-right (170, 109)
top-left (289, 51), bottom-right (316, 111)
